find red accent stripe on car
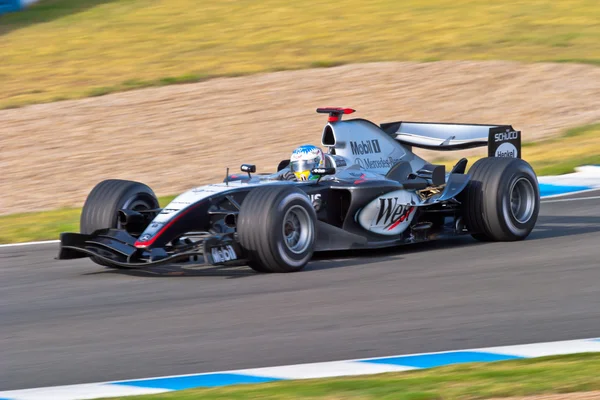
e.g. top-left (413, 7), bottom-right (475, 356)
top-left (387, 207), bottom-right (414, 231)
top-left (134, 203), bottom-right (201, 248)
top-left (353, 173), bottom-right (367, 184)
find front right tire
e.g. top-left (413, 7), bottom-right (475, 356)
top-left (237, 185), bottom-right (316, 273)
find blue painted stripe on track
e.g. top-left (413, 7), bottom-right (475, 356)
top-left (114, 373), bottom-right (280, 390)
top-left (359, 351), bottom-right (523, 368)
top-left (539, 183), bottom-right (592, 197)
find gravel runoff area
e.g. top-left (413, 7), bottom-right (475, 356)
top-left (2, 61), bottom-right (600, 215)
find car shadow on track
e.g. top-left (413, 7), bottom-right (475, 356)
top-left (85, 214), bottom-right (600, 278)
top-left (310, 214), bottom-right (600, 267)
top-left (84, 250), bottom-right (401, 279)
top-left (309, 237), bottom-right (476, 266)
top-left (527, 215), bottom-right (600, 241)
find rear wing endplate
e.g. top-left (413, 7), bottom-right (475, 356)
top-left (380, 121), bottom-right (521, 158)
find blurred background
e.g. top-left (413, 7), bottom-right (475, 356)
top-left (0, 0), bottom-right (599, 241)
top-left (2, 2), bottom-right (600, 399)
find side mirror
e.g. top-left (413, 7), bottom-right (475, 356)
top-left (240, 164), bottom-right (256, 173)
top-left (240, 164), bottom-right (256, 180)
top-left (311, 167), bottom-right (335, 178)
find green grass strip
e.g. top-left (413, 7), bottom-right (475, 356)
top-left (1, 0), bottom-right (600, 108)
top-left (0, 196), bottom-right (174, 244)
top-left (98, 353), bottom-right (600, 400)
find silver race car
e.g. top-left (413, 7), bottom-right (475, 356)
top-left (58, 107), bottom-right (539, 273)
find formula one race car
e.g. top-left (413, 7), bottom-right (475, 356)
top-left (58, 107), bottom-right (540, 272)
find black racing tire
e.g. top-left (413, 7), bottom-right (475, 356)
top-left (80, 179), bottom-right (159, 267)
top-left (462, 157), bottom-right (540, 242)
top-left (237, 185), bottom-right (316, 273)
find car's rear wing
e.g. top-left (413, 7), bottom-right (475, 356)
top-left (380, 121), bottom-right (521, 158)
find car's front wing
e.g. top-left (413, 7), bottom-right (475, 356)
top-left (57, 229), bottom-right (244, 268)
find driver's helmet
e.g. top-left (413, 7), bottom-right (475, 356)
top-left (290, 144), bottom-right (325, 181)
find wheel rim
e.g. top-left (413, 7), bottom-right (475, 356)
top-left (282, 205), bottom-right (313, 254)
top-left (509, 177), bottom-right (536, 224)
top-left (123, 195), bottom-right (154, 212)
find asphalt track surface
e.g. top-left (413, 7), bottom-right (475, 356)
top-left (1, 190), bottom-right (599, 391)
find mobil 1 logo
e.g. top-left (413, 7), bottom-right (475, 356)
top-left (488, 126), bottom-right (521, 159)
top-left (350, 139), bottom-right (381, 155)
top-left (210, 244), bottom-right (237, 264)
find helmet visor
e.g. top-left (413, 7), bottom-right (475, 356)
top-left (290, 158), bottom-right (320, 173)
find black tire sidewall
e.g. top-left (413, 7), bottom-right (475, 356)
top-left (267, 191), bottom-right (316, 271)
top-left (464, 157), bottom-right (540, 241)
top-left (80, 179), bottom-right (158, 234)
top-left (492, 161), bottom-right (540, 239)
top-left (79, 180), bottom-right (158, 268)
top-left (238, 185), bottom-right (317, 273)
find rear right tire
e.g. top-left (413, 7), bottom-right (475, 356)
top-left (462, 157), bottom-right (540, 241)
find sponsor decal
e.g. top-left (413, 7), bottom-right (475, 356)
top-left (350, 139), bottom-right (381, 155)
top-left (376, 198), bottom-right (415, 231)
top-left (354, 173), bottom-right (368, 184)
top-left (210, 245), bottom-right (237, 264)
top-left (139, 233), bottom-right (153, 242)
top-left (357, 190), bottom-right (418, 235)
top-left (192, 187), bottom-right (221, 193)
top-left (160, 208), bottom-right (178, 214)
top-left (489, 127), bottom-right (521, 159)
top-left (354, 156), bottom-right (402, 170)
top-left (495, 142), bottom-right (518, 158)
top-left (494, 130), bottom-right (519, 142)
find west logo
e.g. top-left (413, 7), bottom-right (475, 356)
top-left (376, 197), bottom-right (415, 231)
top-left (350, 139), bottom-right (381, 155)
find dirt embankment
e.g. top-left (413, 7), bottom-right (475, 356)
top-left (1, 61), bottom-right (600, 215)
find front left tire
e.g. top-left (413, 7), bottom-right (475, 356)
top-left (80, 179), bottom-right (159, 266)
